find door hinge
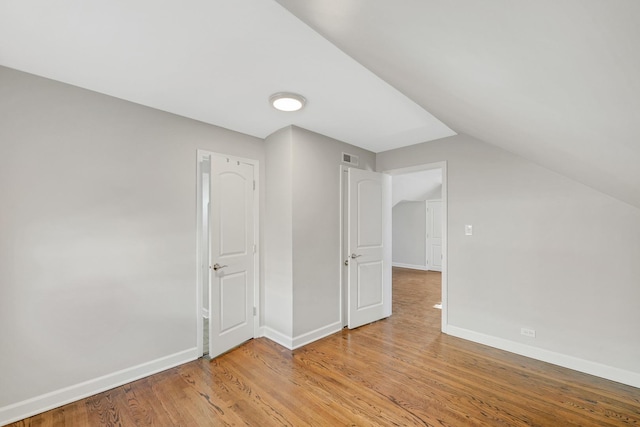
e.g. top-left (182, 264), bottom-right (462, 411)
top-left (253, 307), bottom-right (257, 316)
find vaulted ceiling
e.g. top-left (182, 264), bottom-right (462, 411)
top-left (277, 0), bottom-right (640, 208)
top-left (0, 0), bottom-right (453, 152)
top-left (1, 1), bottom-right (639, 207)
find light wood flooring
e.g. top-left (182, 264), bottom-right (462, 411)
top-left (10, 268), bottom-right (640, 426)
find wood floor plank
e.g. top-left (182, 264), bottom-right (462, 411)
top-left (8, 267), bottom-right (640, 426)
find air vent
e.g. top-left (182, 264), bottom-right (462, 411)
top-left (342, 152), bottom-right (359, 166)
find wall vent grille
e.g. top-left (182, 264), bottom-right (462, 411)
top-left (342, 152), bottom-right (359, 166)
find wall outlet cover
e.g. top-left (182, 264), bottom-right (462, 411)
top-left (521, 328), bottom-right (536, 338)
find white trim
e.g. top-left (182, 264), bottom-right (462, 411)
top-left (0, 348), bottom-right (198, 426)
top-left (441, 162), bottom-right (448, 333)
top-left (382, 173), bottom-right (392, 319)
top-left (447, 326), bottom-right (640, 389)
top-left (424, 200), bottom-right (429, 269)
top-left (262, 327), bottom-right (293, 350)
top-left (339, 165), bottom-right (348, 328)
top-left (196, 151), bottom-right (205, 357)
top-left (292, 321), bottom-right (342, 349)
top-left (383, 161), bottom-right (448, 334)
top-left (250, 161), bottom-right (261, 335)
top-left (262, 321), bottom-right (343, 351)
top-left (392, 262), bottom-right (429, 271)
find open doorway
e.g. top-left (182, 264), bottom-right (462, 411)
top-left (385, 162), bottom-right (447, 332)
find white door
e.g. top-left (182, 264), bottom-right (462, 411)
top-left (427, 200), bottom-right (442, 272)
top-left (209, 156), bottom-right (255, 358)
top-left (347, 168), bottom-right (391, 329)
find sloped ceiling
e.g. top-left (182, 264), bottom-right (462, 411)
top-left (0, 0), bottom-right (454, 153)
top-left (277, 0), bottom-right (640, 208)
top-left (1, 1), bottom-right (639, 207)
top-left (392, 169), bottom-right (442, 207)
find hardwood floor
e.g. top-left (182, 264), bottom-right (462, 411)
top-left (11, 268), bottom-right (640, 426)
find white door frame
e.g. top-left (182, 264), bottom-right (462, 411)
top-left (426, 199), bottom-right (443, 272)
top-left (383, 161), bottom-right (448, 333)
top-left (196, 149), bottom-right (260, 357)
top-left (340, 166), bottom-right (348, 327)
top-left (425, 200), bottom-right (429, 270)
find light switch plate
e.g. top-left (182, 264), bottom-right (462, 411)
top-left (465, 224), bottom-right (473, 235)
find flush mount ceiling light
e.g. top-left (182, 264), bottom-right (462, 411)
top-left (269, 92), bottom-right (306, 112)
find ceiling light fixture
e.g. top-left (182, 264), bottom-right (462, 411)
top-left (269, 92), bottom-right (306, 112)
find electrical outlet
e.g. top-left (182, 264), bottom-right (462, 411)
top-left (521, 328), bottom-right (536, 338)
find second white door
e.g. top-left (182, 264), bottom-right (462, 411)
top-left (346, 168), bottom-right (392, 329)
top-left (209, 155), bottom-right (255, 358)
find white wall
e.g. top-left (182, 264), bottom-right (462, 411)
top-left (0, 66), bottom-right (265, 422)
top-left (263, 126), bottom-right (375, 346)
top-left (377, 133), bottom-right (640, 387)
top-left (291, 127), bottom-right (375, 338)
top-left (264, 127), bottom-right (294, 337)
top-left (392, 201), bottom-right (426, 269)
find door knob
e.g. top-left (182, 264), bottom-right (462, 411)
top-left (212, 263), bottom-right (228, 271)
top-left (350, 253), bottom-right (362, 259)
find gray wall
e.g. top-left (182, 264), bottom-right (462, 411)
top-left (377, 133), bottom-right (640, 380)
top-left (392, 201), bottom-right (426, 268)
top-left (263, 126), bottom-right (375, 343)
top-left (264, 127), bottom-right (294, 336)
top-left (291, 127), bottom-right (375, 337)
top-left (0, 66), bottom-right (265, 409)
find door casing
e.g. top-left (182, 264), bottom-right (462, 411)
top-left (427, 199), bottom-right (443, 272)
top-left (383, 161), bottom-right (448, 333)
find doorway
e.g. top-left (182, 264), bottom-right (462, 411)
top-left (196, 150), bottom-right (260, 358)
top-left (385, 162), bottom-right (448, 332)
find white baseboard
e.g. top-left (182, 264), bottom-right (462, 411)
top-left (392, 262), bottom-right (428, 271)
top-left (0, 348), bottom-right (199, 426)
top-left (292, 321), bottom-right (342, 350)
top-left (447, 326), bottom-right (640, 389)
top-left (262, 326), bottom-right (294, 350)
top-left (261, 321), bottom-right (342, 351)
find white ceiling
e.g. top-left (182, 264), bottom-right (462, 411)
top-left (2, 1), bottom-right (639, 207)
top-left (277, 0), bottom-right (640, 208)
top-left (0, 0), bottom-right (454, 153)
top-left (392, 169), bottom-right (442, 207)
